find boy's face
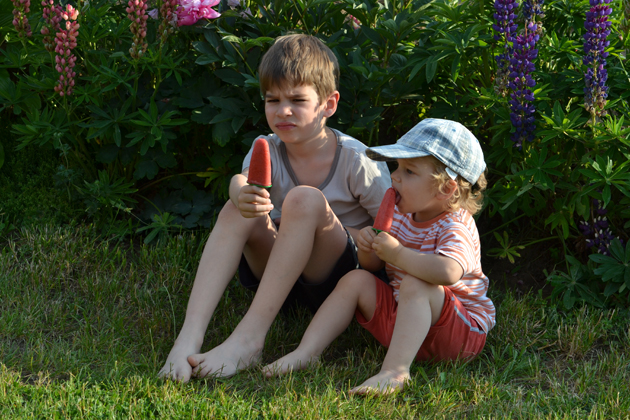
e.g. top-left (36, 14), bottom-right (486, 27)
top-left (264, 83), bottom-right (337, 145)
top-left (391, 157), bottom-right (446, 222)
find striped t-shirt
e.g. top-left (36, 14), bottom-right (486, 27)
top-left (386, 208), bottom-right (496, 333)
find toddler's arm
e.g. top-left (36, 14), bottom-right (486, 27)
top-left (230, 171), bottom-right (274, 218)
top-left (372, 232), bottom-right (462, 285)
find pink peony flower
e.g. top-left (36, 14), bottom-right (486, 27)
top-left (177, 0), bottom-right (221, 26)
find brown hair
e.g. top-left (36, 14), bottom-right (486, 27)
top-left (427, 156), bottom-right (487, 215)
top-left (258, 34), bottom-right (339, 102)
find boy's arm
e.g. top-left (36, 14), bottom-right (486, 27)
top-left (372, 232), bottom-right (462, 285)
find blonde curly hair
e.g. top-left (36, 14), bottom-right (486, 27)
top-left (428, 156), bottom-right (487, 216)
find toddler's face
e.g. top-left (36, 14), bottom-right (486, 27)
top-left (390, 157), bottom-right (444, 222)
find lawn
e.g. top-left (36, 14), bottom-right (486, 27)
top-left (1, 226), bottom-right (629, 419)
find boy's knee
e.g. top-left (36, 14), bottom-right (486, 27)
top-left (217, 199), bottom-right (241, 222)
top-left (282, 186), bottom-right (327, 218)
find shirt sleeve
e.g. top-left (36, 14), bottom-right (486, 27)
top-left (435, 222), bottom-right (477, 275)
top-left (349, 152), bottom-right (391, 220)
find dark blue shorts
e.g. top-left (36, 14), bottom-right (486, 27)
top-left (238, 225), bottom-right (359, 314)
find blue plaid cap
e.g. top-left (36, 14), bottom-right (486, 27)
top-left (366, 118), bottom-right (486, 185)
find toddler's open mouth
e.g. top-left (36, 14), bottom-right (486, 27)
top-left (393, 189), bottom-right (401, 205)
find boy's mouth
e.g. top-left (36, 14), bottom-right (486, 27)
top-left (275, 122), bottom-right (296, 130)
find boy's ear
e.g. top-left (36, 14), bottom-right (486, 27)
top-left (323, 90), bottom-right (340, 118)
top-left (437, 179), bottom-right (458, 201)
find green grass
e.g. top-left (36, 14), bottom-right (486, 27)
top-left (1, 226), bottom-right (629, 419)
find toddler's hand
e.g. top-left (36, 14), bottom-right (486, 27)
top-left (238, 184), bottom-right (274, 218)
top-left (372, 232), bottom-right (403, 263)
top-left (357, 226), bottom-right (377, 253)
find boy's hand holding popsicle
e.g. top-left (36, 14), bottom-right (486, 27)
top-left (238, 138), bottom-right (274, 218)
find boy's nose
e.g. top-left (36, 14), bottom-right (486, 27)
top-left (277, 102), bottom-right (293, 116)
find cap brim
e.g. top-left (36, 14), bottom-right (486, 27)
top-left (366, 144), bottom-right (431, 161)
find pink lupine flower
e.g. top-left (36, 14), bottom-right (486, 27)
top-left (126, 0), bottom-right (149, 59)
top-left (177, 0), bottom-right (221, 26)
top-left (158, 0), bottom-right (179, 44)
top-left (11, 0), bottom-right (32, 38)
top-left (347, 14), bottom-right (360, 30)
top-left (53, 4), bottom-right (79, 97)
top-left (41, 0), bottom-right (63, 52)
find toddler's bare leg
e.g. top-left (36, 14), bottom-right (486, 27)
top-left (188, 186), bottom-right (350, 378)
top-left (350, 275), bottom-right (445, 395)
top-left (158, 199), bottom-right (277, 382)
top-left (263, 269), bottom-right (377, 376)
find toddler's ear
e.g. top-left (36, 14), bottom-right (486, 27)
top-left (438, 179), bottom-right (458, 200)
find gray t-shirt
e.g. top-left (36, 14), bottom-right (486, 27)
top-left (242, 129), bottom-right (391, 230)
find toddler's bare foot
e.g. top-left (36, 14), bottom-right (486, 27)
top-left (349, 369), bottom-right (411, 395)
top-left (188, 337), bottom-right (262, 379)
top-left (158, 343), bottom-right (197, 383)
top-left (263, 350), bottom-right (320, 377)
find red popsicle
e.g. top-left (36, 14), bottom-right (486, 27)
top-left (247, 138), bottom-right (272, 188)
top-left (373, 188), bottom-right (396, 233)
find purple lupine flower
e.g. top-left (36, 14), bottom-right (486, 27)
top-left (522, 0), bottom-right (545, 21)
top-left (507, 21), bottom-right (539, 149)
top-left (583, 0), bottom-right (612, 119)
top-left (578, 199), bottom-right (621, 255)
top-left (492, 0), bottom-right (519, 97)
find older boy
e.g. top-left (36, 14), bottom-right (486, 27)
top-left (158, 34), bottom-right (390, 382)
top-left (264, 119), bottom-right (495, 395)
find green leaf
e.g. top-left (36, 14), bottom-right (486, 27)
top-left (607, 239), bottom-right (624, 262)
top-left (426, 58), bottom-right (437, 83)
top-left (214, 69), bottom-right (245, 86)
top-left (134, 160), bottom-right (159, 180)
top-left (96, 144), bottom-right (119, 164)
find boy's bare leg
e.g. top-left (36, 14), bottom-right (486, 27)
top-left (350, 276), bottom-right (445, 395)
top-left (263, 269), bottom-right (377, 376)
top-left (158, 199), bottom-right (277, 382)
top-left (187, 186), bottom-right (349, 378)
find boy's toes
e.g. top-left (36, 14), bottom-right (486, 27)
top-left (187, 354), bottom-right (202, 368)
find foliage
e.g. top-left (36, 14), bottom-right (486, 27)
top-left (0, 0), bottom-right (629, 304)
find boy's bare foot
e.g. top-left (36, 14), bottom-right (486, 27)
top-left (263, 350), bottom-right (320, 377)
top-left (187, 338), bottom-right (262, 378)
top-left (349, 369), bottom-right (411, 395)
top-left (158, 343), bottom-right (198, 383)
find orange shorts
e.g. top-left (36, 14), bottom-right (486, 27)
top-left (355, 276), bottom-right (487, 362)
